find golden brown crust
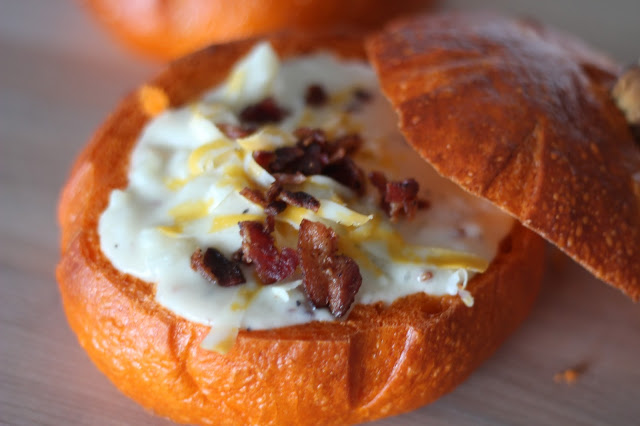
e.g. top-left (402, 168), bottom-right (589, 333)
top-left (57, 33), bottom-right (545, 424)
top-left (367, 13), bottom-right (640, 301)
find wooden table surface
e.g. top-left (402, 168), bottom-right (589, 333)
top-left (1, 0), bottom-right (639, 425)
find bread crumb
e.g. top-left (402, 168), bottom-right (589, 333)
top-left (139, 85), bottom-right (169, 117)
top-left (554, 369), bottom-right (578, 384)
top-left (554, 363), bottom-right (588, 385)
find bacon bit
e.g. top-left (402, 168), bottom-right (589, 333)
top-left (257, 146), bottom-right (305, 172)
top-left (369, 171), bottom-right (387, 195)
top-left (253, 150), bottom-right (276, 169)
top-left (419, 271), bottom-right (434, 281)
top-left (329, 133), bottom-right (363, 162)
top-left (265, 200), bottom-right (287, 216)
top-left (273, 172), bottom-right (306, 185)
top-left (296, 143), bottom-right (330, 175)
top-left (294, 127), bottom-right (327, 146)
top-left (280, 190), bottom-right (320, 212)
top-left (305, 84), bottom-right (328, 107)
top-left (297, 220), bottom-right (362, 317)
top-left (190, 248), bottom-right (246, 287)
top-left (387, 179), bottom-right (420, 219)
top-left (240, 187), bottom-right (268, 207)
top-left (264, 215), bottom-right (276, 233)
top-left (265, 182), bottom-right (283, 201)
top-left (231, 248), bottom-right (245, 264)
top-left (239, 220), bottom-right (298, 284)
top-left (240, 182), bottom-right (282, 209)
top-left (138, 85), bottom-right (169, 117)
top-left (216, 122), bottom-right (256, 139)
top-left (254, 128), bottom-right (366, 194)
top-left (241, 182), bottom-right (319, 216)
top-left (239, 97), bottom-right (288, 125)
top-left (242, 181), bottom-right (321, 218)
top-left (369, 171), bottom-right (429, 221)
top-left (323, 157), bottom-right (366, 195)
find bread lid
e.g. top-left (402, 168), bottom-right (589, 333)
top-left (366, 13), bottom-right (640, 301)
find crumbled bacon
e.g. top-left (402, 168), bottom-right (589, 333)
top-left (239, 220), bottom-right (298, 284)
top-left (239, 187), bottom-right (268, 207)
top-left (329, 133), bottom-right (363, 162)
top-left (239, 97), bottom-right (288, 125)
top-left (297, 220), bottom-right (362, 317)
top-left (305, 84), bottom-right (328, 107)
top-left (280, 190), bottom-right (320, 212)
top-left (295, 143), bottom-right (330, 175)
top-left (264, 215), bottom-right (276, 233)
top-left (258, 146), bottom-right (305, 173)
top-left (241, 182), bottom-right (319, 215)
top-left (265, 182), bottom-right (283, 200)
top-left (240, 182), bottom-right (284, 212)
top-left (323, 157), bottom-right (366, 195)
top-left (386, 179), bottom-right (420, 218)
top-left (369, 171), bottom-right (387, 196)
top-left (294, 127), bottom-right (327, 146)
top-left (264, 200), bottom-right (287, 216)
top-left (253, 150), bottom-right (277, 169)
top-left (252, 128), bottom-right (366, 194)
top-left (190, 248), bottom-right (246, 287)
top-left (273, 172), bottom-right (306, 185)
top-left (369, 171), bottom-right (430, 221)
top-left (231, 248), bottom-right (245, 264)
top-left (216, 122), bottom-right (255, 139)
top-left (240, 185), bottom-right (285, 216)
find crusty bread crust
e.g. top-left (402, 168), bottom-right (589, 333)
top-left (367, 13), bottom-right (640, 302)
top-left (57, 33), bottom-right (545, 425)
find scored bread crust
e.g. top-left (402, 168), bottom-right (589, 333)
top-left (57, 33), bottom-right (545, 425)
top-left (367, 13), bottom-right (640, 301)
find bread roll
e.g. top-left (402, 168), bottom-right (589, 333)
top-left (368, 13), bottom-right (640, 301)
top-left (83, 0), bottom-right (432, 60)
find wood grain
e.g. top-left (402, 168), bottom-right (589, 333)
top-left (1, 0), bottom-right (638, 424)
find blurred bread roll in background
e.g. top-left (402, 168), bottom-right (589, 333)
top-left (82, 0), bottom-right (433, 60)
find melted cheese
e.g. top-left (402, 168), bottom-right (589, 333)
top-left (99, 43), bottom-right (514, 352)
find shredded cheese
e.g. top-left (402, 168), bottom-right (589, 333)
top-left (211, 214), bottom-right (266, 232)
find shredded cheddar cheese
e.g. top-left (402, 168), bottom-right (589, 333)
top-left (188, 139), bottom-right (235, 175)
top-left (211, 214), bottom-right (265, 232)
top-left (169, 200), bottom-right (213, 223)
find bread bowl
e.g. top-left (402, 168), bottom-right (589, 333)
top-left (57, 12), bottom-right (639, 425)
